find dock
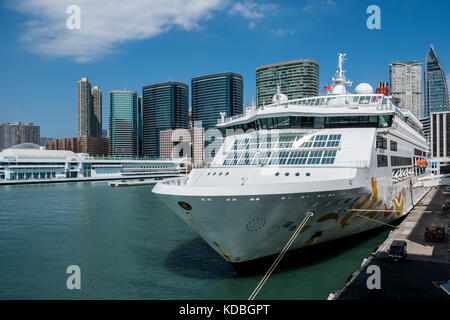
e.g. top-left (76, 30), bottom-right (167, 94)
top-left (334, 186), bottom-right (450, 300)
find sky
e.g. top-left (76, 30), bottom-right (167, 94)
top-left (0, 0), bottom-right (449, 138)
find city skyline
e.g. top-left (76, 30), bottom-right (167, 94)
top-left (1, 0), bottom-right (450, 138)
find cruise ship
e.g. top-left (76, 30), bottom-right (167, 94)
top-left (153, 54), bottom-right (431, 263)
top-left (0, 143), bottom-right (186, 184)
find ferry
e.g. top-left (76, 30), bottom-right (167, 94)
top-left (153, 54), bottom-right (431, 263)
top-left (0, 143), bottom-right (186, 185)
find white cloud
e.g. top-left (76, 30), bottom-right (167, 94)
top-left (12, 0), bottom-right (224, 62)
top-left (228, 1), bottom-right (278, 26)
top-left (302, 0), bottom-right (335, 13)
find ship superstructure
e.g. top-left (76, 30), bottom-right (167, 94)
top-left (153, 54), bottom-right (430, 263)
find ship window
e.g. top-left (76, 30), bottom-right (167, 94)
top-left (321, 151), bottom-right (337, 164)
top-left (390, 140), bottom-right (398, 152)
top-left (376, 136), bottom-right (387, 149)
top-left (285, 173), bottom-right (290, 176)
top-left (327, 134), bottom-right (342, 147)
top-left (307, 151), bottom-right (323, 164)
top-left (306, 172), bottom-right (311, 177)
top-left (287, 151), bottom-right (309, 165)
top-left (377, 155), bottom-right (388, 167)
top-left (295, 173), bottom-right (300, 176)
top-left (391, 156), bottom-right (412, 167)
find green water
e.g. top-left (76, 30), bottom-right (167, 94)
top-left (0, 182), bottom-right (390, 300)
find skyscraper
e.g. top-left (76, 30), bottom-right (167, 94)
top-left (424, 45), bottom-right (449, 117)
top-left (109, 90), bottom-right (139, 157)
top-left (389, 61), bottom-right (422, 118)
top-left (78, 77), bottom-right (102, 138)
top-left (256, 59), bottom-right (319, 107)
top-left (92, 86), bottom-right (102, 137)
top-left (191, 72), bottom-right (243, 130)
top-left (142, 81), bottom-right (189, 157)
top-left (78, 78), bottom-right (92, 138)
top-left (0, 122), bottom-right (40, 151)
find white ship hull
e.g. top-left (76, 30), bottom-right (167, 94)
top-left (154, 167), bottom-right (429, 263)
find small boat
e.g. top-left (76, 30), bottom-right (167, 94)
top-left (108, 179), bottom-right (158, 187)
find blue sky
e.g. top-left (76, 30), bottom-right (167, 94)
top-left (1, 0), bottom-right (449, 138)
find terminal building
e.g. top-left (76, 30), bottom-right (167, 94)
top-left (0, 143), bottom-right (185, 184)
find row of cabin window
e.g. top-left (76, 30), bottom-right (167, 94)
top-left (377, 155), bottom-right (412, 167)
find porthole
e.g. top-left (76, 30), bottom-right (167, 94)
top-left (226, 172), bottom-right (229, 176)
top-left (285, 173), bottom-right (290, 176)
top-left (178, 201), bottom-right (192, 211)
top-left (207, 172), bottom-right (211, 176)
top-left (275, 172), bottom-right (280, 176)
top-left (213, 172), bottom-right (216, 176)
top-left (295, 173), bottom-right (300, 176)
top-left (219, 172), bottom-right (223, 176)
top-left (306, 172), bottom-right (311, 177)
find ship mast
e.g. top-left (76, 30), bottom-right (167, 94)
top-left (329, 53), bottom-right (353, 95)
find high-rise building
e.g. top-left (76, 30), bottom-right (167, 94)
top-left (78, 77), bottom-right (102, 138)
top-left (138, 96), bottom-right (143, 157)
top-left (389, 61), bottom-right (422, 118)
top-left (142, 81), bottom-right (189, 157)
top-left (191, 72), bottom-right (243, 130)
top-left (78, 78), bottom-right (92, 138)
top-left (256, 59), bottom-right (319, 107)
top-left (0, 122), bottom-right (40, 151)
top-left (424, 45), bottom-right (449, 117)
top-left (159, 127), bottom-right (205, 167)
top-left (46, 137), bottom-right (108, 156)
top-left (46, 138), bottom-right (79, 153)
top-left (109, 90), bottom-right (139, 157)
top-left (92, 86), bottom-right (103, 137)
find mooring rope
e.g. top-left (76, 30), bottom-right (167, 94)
top-left (248, 212), bottom-right (314, 300)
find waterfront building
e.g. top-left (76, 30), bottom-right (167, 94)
top-left (256, 59), bottom-right (319, 107)
top-left (78, 137), bottom-right (109, 156)
top-left (142, 81), bottom-right (189, 157)
top-left (78, 78), bottom-right (102, 138)
top-left (159, 127), bottom-right (205, 167)
top-left (424, 45), bottom-right (449, 117)
top-left (0, 143), bottom-right (185, 183)
top-left (191, 72), bottom-right (243, 130)
top-left (0, 122), bottom-right (40, 151)
top-left (46, 137), bottom-right (109, 156)
top-left (46, 138), bottom-right (79, 153)
top-left (389, 61), bottom-right (422, 118)
top-left (109, 90), bottom-right (139, 157)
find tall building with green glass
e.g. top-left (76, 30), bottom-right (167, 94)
top-left (256, 59), bottom-right (319, 107)
top-left (109, 90), bottom-right (139, 157)
top-left (142, 81), bottom-right (189, 157)
top-left (424, 45), bottom-right (449, 117)
top-left (191, 72), bottom-right (243, 130)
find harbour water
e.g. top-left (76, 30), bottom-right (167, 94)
top-left (0, 182), bottom-right (392, 300)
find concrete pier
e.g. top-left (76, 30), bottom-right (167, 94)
top-left (335, 186), bottom-right (450, 300)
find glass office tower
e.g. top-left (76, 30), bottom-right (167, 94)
top-left (424, 45), bottom-right (449, 117)
top-left (109, 90), bottom-right (139, 157)
top-left (142, 82), bottom-right (189, 157)
top-left (191, 72), bottom-right (244, 131)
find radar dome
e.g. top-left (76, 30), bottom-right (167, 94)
top-left (354, 83), bottom-right (373, 94)
top-left (332, 85), bottom-right (346, 95)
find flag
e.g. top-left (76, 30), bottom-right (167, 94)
top-left (324, 86), bottom-right (332, 91)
